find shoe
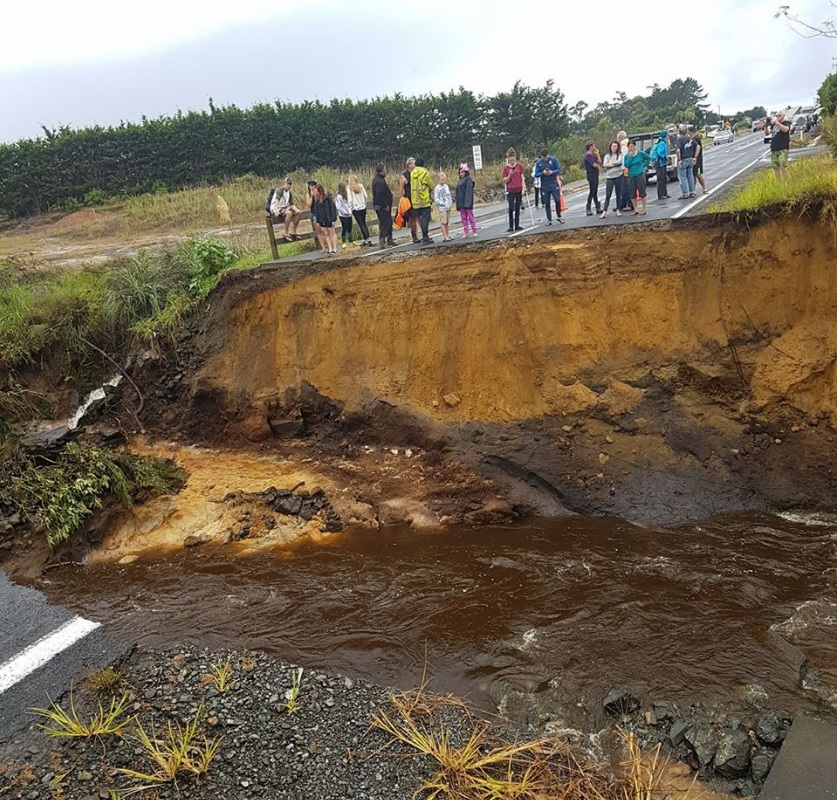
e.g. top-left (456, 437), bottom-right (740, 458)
top-left (600, 212), bottom-right (606, 219)
top-left (379, 242), bottom-right (387, 250)
top-left (638, 210), bottom-right (646, 215)
top-left (506, 227), bottom-right (514, 232)
top-left (421, 237), bottom-right (434, 244)
top-left (546, 220), bottom-right (553, 225)
top-left (387, 239), bottom-right (395, 247)
top-left (461, 233), bottom-right (469, 239)
top-left (557, 217), bottom-right (565, 224)
top-left (514, 225), bottom-right (524, 231)
top-left (342, 242), bottom-right (348, 249)
top-left (616, 210), bottom-right (621, 217)
top-left (688, 192), bottom-right (696, 198)
top-left (586, 210), bottom-right (593, 216)
top-left (472, 232), bottom-right (478, 237)
top-left (678, 195), bottom-right (688, 200)
top-left (412, 237), bottom-right (420, 244)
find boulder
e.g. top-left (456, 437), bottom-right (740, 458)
top-left (685, 724), bottom-right (718, 768)
top-left (669, 720), bottom-right (689, 747)
top-left (756, 712), bottom-right (789, 746)
top-left (714, 729), bottom-right (751, 779)
top-left (751, 751), bottom-right (776, 784)
top-left (603, 686), bottom-right (641, 718)
top-left (598, 380), bottom-right (646, 416)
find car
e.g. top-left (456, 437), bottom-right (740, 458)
top-left (628, 130), bottom-right (679, 183)
top-left (791, 114), bottom-right (809, 133)
top-left (712, 127), bottom-right (734, 145)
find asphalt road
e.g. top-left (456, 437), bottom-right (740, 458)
top-left (275, 132), bottom-right (819, 265)
top-left (0, 572), bottom-right (125, 740)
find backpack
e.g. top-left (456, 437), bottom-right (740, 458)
top-left (655, 141), bottom-right (669, 166)
top-left (265, 188), bottom-right (276, 214)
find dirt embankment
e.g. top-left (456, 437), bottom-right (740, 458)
top-left (110, 213), bottom-right (836, 550)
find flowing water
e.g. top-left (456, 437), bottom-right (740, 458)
top-left (42, 513), bottom-right (837, 721)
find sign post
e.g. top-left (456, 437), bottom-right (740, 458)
top-left (471, 144), bottom-right (483, 171)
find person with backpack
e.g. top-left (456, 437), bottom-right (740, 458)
top-left (583, 143), bottom-right (602, 216)
top-left (348, 175), bottom-right (374, 247)
top-left (652, 131), bottom-right (670, 201)
top-left (400, 157), bottom-right (419, 244)
top-left (456, 163), bottom-right (477, 238)
top-left (534, 148), bottom-right (564, 225)
top-left (372, 163), bottom-right (394, 250)
top-left (267, 178), bottom-right (302, 241)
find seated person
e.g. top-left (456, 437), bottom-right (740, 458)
top-left (270, 178), bottom-right (302, 240)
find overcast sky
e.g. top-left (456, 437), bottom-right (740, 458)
top-left (2, 0), bottom-right (833, 144)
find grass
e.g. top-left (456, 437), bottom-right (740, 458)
top-left (371, 685), bottom-right (693, 800)
top-left (710, 154), bottom-right (837, 243)
top-left (282, 667), bottom-right (303, 715)
top-left (86, 665), bottom-right (124, 695)
top-left (31, 692), bottom-right (134, 739)
top-left (117, 704), bottom-right (222, 790)
top-left (203, 657), bottom-right (236, 693)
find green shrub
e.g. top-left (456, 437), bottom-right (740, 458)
top-left (101, 252), bottom-right (179, 333)
top-left (1, 444), bottom-right (184, 548)
top-left (84, 188), bottom-right (107, 207)
top-left (169, 237), bottom-right (236, 298)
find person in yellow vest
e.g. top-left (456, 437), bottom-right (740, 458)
top-left (410, 158), bottom-right (435, 245)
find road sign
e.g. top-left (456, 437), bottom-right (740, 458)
top-left (472, 144), bottom-right (483, 170)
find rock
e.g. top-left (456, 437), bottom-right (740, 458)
top-left (768, 632), bottom-right (809, 685)
top-left (669, 720), bottom-right (689, 747)
top-left (714, 729), bottom-right (750, 778)
top-left (742, 683), bottom-right (769, 705)
top-left (756, 712), bottom-right (788, 745)
top-left (118, 554), bottom-right (139, 565)
top-left (603, 686), bottom-right (640, 717)
top-left (550, 381), bottom-right (599, 414)
top-left (598, 380), bottom-right (646, 416)
top-left (268, 413), bottom-right (304, 439)
top-left (184, 534), bottom-right (209, 548)
top-left (276, 496), bottom-right (303, 516)
top-left (653, 701), bottom-right (677, 723)
top-left (443, 393), bottom-right (462, 408)
top-left (19, 425), bottom-right (72, 451)
top-left (77, 771), bottom-right (93, 781)
top-left (751, 750), bottom-right (776, 783)
top-left (684, 724), bottom-right (718, 768)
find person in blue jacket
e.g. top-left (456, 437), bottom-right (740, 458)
top-left (652, 131), bottom-right (670, 201)
top-left (534, 148), bottom-right (564, 225)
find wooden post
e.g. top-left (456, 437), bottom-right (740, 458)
top-left (266, 215), bottom-right (279, 260)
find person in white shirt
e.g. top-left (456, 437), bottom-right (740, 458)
top-left (270, 178), bottom-right (302, 241)
top-left (335, 183), bottom-right (353, 249)
top-left (348, 175), bottom-right (373, 247)
top-left (434, 172), bottom-right (453, 242)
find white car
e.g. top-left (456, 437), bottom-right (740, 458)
top-left (712, 128), bottom-right (734, 145)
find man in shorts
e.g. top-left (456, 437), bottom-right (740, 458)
top-left (768, 112), bottom-right (791, 180)
top-left (688, 126), bottom-right (706, 194)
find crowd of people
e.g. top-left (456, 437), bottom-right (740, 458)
top-left (270, 118), bottom-right (788, 250)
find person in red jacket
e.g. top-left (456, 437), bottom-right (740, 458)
top-left (502, 148), bottom-right (526, 232)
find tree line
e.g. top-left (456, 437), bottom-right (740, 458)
top-left (0, 77), bottom-right (717, 220)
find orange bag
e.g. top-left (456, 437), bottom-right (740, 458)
top-left (394, 196), bottom-right (411, 228)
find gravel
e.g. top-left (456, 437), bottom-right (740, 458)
top-left (0, 647), bottom-right (473, 799)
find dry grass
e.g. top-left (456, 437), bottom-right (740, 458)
top-left (371, 685), bottom-right (695, 800)
top-left (86, 665), bottom-right (124, 696)
top-left (31, 692), bottom-right (134, 739)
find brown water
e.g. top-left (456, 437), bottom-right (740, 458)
top-left (42, 513), bottom-right (837, 721)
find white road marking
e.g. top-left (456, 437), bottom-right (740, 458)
top-left (509, 225), bottom-right (536, 238)
top-left (671, 154), bottom-right (766, 220)
top-left (0, 617), bottom-right (100, 694)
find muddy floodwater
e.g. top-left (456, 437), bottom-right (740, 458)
top-left (43, 513), bottom-right (837, 723)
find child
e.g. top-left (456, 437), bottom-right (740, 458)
top-left (434, 172), bottom-right (453, 242)
top-left (455, 163), bottom-right (477, 238)
top-left (335, 182), bottom-right (353, 249)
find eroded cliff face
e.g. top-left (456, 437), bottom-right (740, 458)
top-left (195, 217), bottom-right (836, 428)
top-left (143, 215), bottom-right (837, 530)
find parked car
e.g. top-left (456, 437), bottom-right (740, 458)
top-left (628, 130), bottom-right (679, 183)
top-left (791, 114), bottom-right (809, 133)
top-left (712, 127), bottom-right (735, 145)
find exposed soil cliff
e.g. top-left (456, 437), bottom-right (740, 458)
top-left (129, 213), bottom-right (837, 536)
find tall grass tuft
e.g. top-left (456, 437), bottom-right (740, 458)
top-left (31, 692), bottom-right (134, 739)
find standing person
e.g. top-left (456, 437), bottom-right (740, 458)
top-left (600, 141), bottom-right (623, 219)
top-left (434, 172), bottom-right (453, 242)
top-left (410, 158), bottom-right (435, 245)
top-left (616, 130), bottom-right (632, 211)
top-left (313, 184), bottom-right (338, 254)
top-left (456, 163), bottom-right (477, 238)
top-left (400, 157), bottom-right (419, 244)
top-left (306, 180), bottom-right (326, 252)
top-left (534, 148), bottom-right (564, 225)
top-left (768, 111), bottom-right (791, 180)
top-left (531, 159), bottom-right (541, 208)
top-left (675, 124), bottom-right (698, 199)
top-left (652, 131), bottom-right (670, 200)
top-left (583, 142), bottom-right (602, 216)
top-left (623, 141), bottom-right (651, 215)
top-left (502, 148), bottom-right (526, 232)
top-left (335, 182), bottom-right (353, 249)
top-left (688, 126), bottom-right (706, 194)
top-left (348, 175), bottom-right (373, 247)
top-left (372, 163), bottom-right (394, 249)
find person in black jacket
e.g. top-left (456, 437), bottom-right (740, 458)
top-left (313, 184), bottom-right (338, 254)
top-left (372, 163), bottom-right (394, 249)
